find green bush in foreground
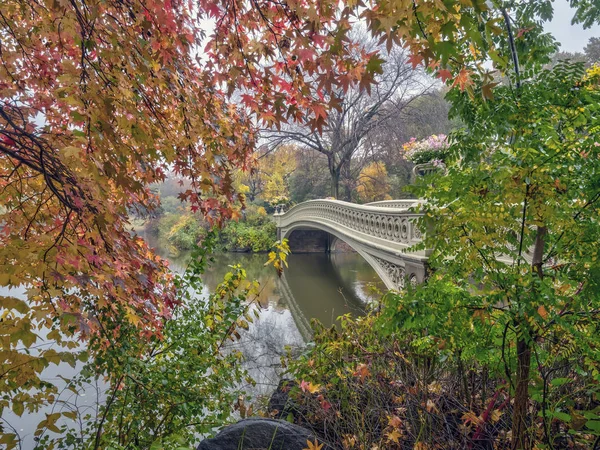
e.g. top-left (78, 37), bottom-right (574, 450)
top-left (31, 234), bottom-right (257, 450)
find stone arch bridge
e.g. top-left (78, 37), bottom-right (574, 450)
top-left (274, 199), bottom-right (429, 290)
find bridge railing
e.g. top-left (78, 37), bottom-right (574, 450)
top-left (364, 199), bottom-right (424, 209)
top-left (274, 199), bottom-right (424, 248)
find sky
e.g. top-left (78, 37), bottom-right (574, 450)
top-left (546, 0), bottom-right (600, 52)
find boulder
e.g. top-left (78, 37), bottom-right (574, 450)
top-left (268, 379), bottom-right (296, 419)
top-left (196, 418), bottom-right (329, 450)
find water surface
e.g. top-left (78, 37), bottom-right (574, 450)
top-left (1, 245), bottom-right (384, 448)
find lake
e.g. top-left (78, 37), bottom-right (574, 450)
top-left (1, 247), bottom-right (385, 448)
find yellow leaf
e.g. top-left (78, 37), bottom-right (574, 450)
top-left (304, 438), bottom-right (324, 450)
top-left (386, 429), bottom-right (402, 443)
top-left (490, 409), bottom-right (503, 423)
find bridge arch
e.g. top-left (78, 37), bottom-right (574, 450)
top-left (275, 199), bottom-right (429, 291)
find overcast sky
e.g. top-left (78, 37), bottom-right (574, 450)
top-left (546, 0), bottom-right (600, 52)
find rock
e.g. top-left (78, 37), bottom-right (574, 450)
top-left (196, 418), bottom-right (328, 450)
top-left (268, 379), bottom-right (296, 419)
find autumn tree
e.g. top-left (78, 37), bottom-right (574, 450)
top-left (234, 145), bottom-right (298, 205)
top-left (0, 0), bottom-right (378, 428)
top-left (356, 161), bottom-right (392, 203)
top-left (260, 146), bottom-right (298, 206)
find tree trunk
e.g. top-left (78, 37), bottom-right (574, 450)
top-left (512, 336), bottom-right (532, 449)
top-left (511, 226), bottom-right (545, 449)
top-left (341, 160), bottom-right (353, 201)
top-left (331, 168), bottom-right (340, 199)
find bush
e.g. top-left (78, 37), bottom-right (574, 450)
top-left (284, 312), bottom-right (492, 449)
top-left (244, 204), bottom-right (270, 226)
top-left (283, 294), bottom-right (600, 450)
top-left (220, 220), bottom-right (277, 252)
top-left (157, 213), bottom-right (206, 250)
top-left (39, 235), bottom-right (256, 449)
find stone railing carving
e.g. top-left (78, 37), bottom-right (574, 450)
top-left (365, 199), bottom-right (424, 209)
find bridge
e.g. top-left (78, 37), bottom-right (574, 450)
top-left (274, 199), bottom-right (429, 291)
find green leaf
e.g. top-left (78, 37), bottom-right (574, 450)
top-left (366, 55), bottom-right (385, 75)
top-left (550, 377), bottom-right (571, 387)
top-left (1, 296), bottom-right (30, 314)
top-left (553, 411), bottom-right (572, 422)
top-left (12, 401), bottom-right (24, 417)
top-left (586, 420), bottom-right (600, 432)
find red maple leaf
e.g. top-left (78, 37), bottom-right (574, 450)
top-left (407, 52), bottom-right (424, 68)
top-left (437, 69), bottom-right (452, 83)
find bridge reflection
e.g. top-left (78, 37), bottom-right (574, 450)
top-left (276, 253), bottom-right (379, 341)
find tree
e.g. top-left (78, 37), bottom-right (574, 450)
top-left (547, 50), bottom-right (588, 67)
top-left (356, 161), bottom-right (392, 203)
top-left (258, 146), bottom-right (298, 206)
top-left (0, 0), bottom-right (378, 422)
top-left (289, 149), bottom-right (331, 203)
top-left (368, 89), bottom-right (458, 147)
top-left (384, 62), bottom-right (600, 449)
top-left (584, 36), bottom-right (600, 63)
top-left (232, 145), bottom-right (298, 204)
top-left (264, 46), bottom-right (430, 200)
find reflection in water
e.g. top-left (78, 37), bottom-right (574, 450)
top-left (0, 285), bottom-right (108, 449)
top-left (2, 239), bottom-right (385, 448)
top-left (187, 251), bottom-right (385, 401)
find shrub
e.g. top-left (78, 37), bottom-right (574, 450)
top-left (285, 312), bottom-right (495, 449)
top-left (220, 220), bottom-right (277, 252)
top-left (157, 213), bottom-right (206, 250)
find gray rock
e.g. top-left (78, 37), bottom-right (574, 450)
top-left (196, 418), bottom-right (329, 450)
top-left (268, 379), bottom-right (296, 419)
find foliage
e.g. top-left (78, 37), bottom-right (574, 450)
top-left (26, 232), bottom-right (258, 449)
top-left (156, 212), bottom-right (207, 251)
top-left (264, 239), bottom-right (291, 278)
top-left (585, 37), bottom-right (600, 63)
top-left (220, 221), bottom-right (277, 253)
top-left (166, 214), bottom-right (206, 251)
top-left (160, 196), bottom-right (186, 215)
top-left (265, 46), bottom-right (428, 200)
top-left (379, 62), bottom-right (600, 448)
top-left (288, 150), bottom-right (331, 203)
top-left (260, 146), bottom-right (298, 207)
top-left (402, 134), bottom-right (450, 165)
top-left (355, 162), bottom-right (392, 203)
top-left (232, 146), bottom-right (297, 204)
top-left (286, 312), bottom-right (514, 449)
top-left (1, 0), bottom-right (386, 420)
top-left (3, 0), bottom-right (600, 444)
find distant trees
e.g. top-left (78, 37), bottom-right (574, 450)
top-left (546, 37), bottom-right (600, 68)
top-left (233, 145), bottom-right (298, 205)
top-left (264, 47), bottom-right (432, 200)
top-left (288, 150), bottom-right (331, 203)
top-left (584, 37), bottom-right (600, 63)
